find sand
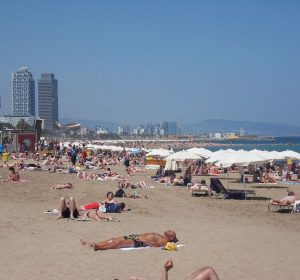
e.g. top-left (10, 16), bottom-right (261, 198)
top-left (0, 166), bottom-right (300, 280)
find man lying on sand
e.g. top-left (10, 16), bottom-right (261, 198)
top-left (81, 230), bottom-right (178, 251)
top-left (129, 259), bottom-right (219, 280)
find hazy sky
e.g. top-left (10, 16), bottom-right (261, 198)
top-left (0, 0), bottom-right (299, 125)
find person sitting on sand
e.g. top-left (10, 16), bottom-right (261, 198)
top-left (263, 169), bottom-right (277, 183)
top-left (129, 259), bottom-right (220, 280)
top-left (81, 230), bottom-right (178, 251)
top-left (57, 196), bottom-right (79, 220)
top-left (270, 191), bottom-right (296, 205)
top-left (101, 191), bottom-right (117, 204)
top-left (2, 166), bottom-right (20, 182)
top-left (51, 183), bottom-right (73, 190)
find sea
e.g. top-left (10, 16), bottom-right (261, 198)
top-left (207, 137), bottom-right (300, 153)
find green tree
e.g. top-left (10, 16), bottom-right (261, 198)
top-left (16, 119), bottom-right (32, 130)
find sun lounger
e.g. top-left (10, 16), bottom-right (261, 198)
top-left (210, 178), bottom-right (256, 200)
top-left (268, 203), bottom-right (294, 213)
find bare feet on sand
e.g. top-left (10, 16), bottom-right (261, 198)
top-left (80, 239), bottom-right (97, 250)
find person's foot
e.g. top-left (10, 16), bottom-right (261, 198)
top-left (80, 239), bottom-right (94, 248)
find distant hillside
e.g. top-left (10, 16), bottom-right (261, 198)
top-left (60, 117), bottom-right (300, 136)
top-left (183, 119), bottom-right (300, 136)
top-left (60, 118), bottom-right (122, 132)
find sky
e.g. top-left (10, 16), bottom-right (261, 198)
top-left (0, 0), bottom-right (300, 125)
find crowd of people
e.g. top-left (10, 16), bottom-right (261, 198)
top-left (1, 140), bottom-right (300, 279)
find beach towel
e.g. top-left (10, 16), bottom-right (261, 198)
top-left (67, 217), bottom-right (93, 222)
top-left (44, 209), bottom-right (60, 215)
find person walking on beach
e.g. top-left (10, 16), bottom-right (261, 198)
top-left (124, 152), bottom-right (130, 175)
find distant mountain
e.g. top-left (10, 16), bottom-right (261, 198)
top-left (183, 119), bottom-right (300, 136)
top-left (60, 117), bottom-right (122, 132)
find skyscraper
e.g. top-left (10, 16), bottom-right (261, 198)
top-left (38, 73), bottom-right (58, 129)
top-left (12, 67), bottom-right (35, 116)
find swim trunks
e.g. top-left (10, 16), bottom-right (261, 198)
top-left (124, 234), bottom-right (146, 248)
top-left (84, 202), bottom-right (100, 210)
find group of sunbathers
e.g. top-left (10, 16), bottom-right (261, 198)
top-left (56, 191), bottom-right (126, 222)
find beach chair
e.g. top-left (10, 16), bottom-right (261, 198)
top-left (209, 178), bottom-right (256, 200)
top-left (268, 202), bottom-right (294, 213)
top-left (292, 200), bottom-right (300, 213)
top-left (187, 183), bottom-right (210, 197)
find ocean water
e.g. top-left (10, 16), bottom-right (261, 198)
top-left (207, 137), bottom-right (300, 153)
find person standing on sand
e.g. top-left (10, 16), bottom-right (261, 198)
top-left (81, 230), bottom-right (178, 251)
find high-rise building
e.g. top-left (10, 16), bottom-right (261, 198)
top-left (12, 67), bottom-right (35, 116)
top-left (38, 73), bottom-right (58, 129)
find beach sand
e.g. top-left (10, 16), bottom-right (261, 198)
top-left (0, 166), bottom-right (300, 280)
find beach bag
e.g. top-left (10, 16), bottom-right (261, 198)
top-left (105, 203), bottom-right (121, 213)
top-left (115, 189), bottom-right (126, 198)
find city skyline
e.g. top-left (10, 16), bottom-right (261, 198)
top-left (1, 1), bottom-right (300, 126)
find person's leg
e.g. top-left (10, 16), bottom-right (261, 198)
top-left (185, 266), bottom-right (219, 280)
top-left (68, 197), bottom-right (77, 219)
top-left (57, 197), bottom-right (67, 219)
top-left (86, 210), bottom-right (111, 221)
top-left (81, 237), bottom-right (134, 251)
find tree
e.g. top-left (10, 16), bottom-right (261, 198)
top-left (16, 119), bottom-right (32, 130)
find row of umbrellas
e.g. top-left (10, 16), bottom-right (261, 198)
top-left (146, 147), bottom-right (300, 167)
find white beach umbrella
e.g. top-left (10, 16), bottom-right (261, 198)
top-left (165, 150), bottom-right (203, 161)
top-left (217, 150), bottom-right (269, 168)
top-left (206, 149), bottom-right (235, 163)
top-left (187, 147), bottom-right (213, 158)
top-left (279, 150), bottom-right (300, 160)
top-left (146, 149), bottom-right (173, 157)
top-left (165, 159), bottom-right (178, 171)
top-left (250, 149), bottom-right (284, 161)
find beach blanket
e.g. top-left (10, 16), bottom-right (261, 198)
top-left (67, 217), bottom-right (93, 222)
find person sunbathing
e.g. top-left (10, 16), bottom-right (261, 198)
top-left (80, 230), bottom-right (178, 251)
top-left (188, 180), bottom-right (212, 196)
top-left (51, 183), bottom-right (73, 190)
top-left (101, 191), bottom-right (117, 204)
top-left (83, 209), bottom-right (119, 222)
top-left (262, 170), bottom-right (277, 183)
top-left (79, 201), bottom-right (126, 213)
top-left (57, 196), bottom-right (80, 220)
top-left (270, 191), bottom-right (296, 205)
top-left (129, 259), bottom-right (219, 280)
